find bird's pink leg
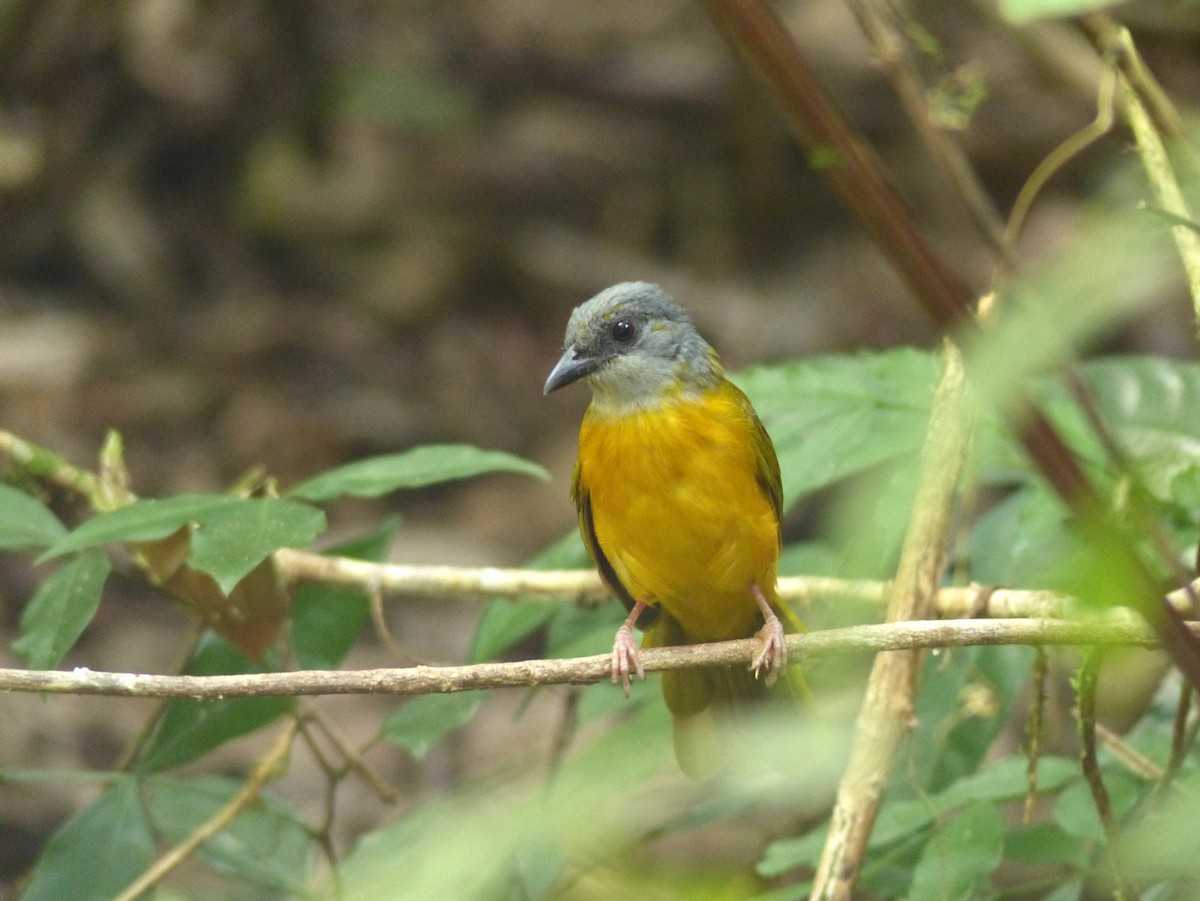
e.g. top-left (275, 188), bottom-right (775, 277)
top-left (612, 600), bottom-right (647, 697)
top-left (750, 583), bottom-right (787, 685)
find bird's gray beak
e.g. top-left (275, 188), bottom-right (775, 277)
top-left (544, 346), bottom-right (602, 395)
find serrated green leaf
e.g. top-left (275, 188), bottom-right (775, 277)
top-left (287, 444), bottom-right (548, 502)
top-left (734, 348), bottom-right (940, 508)
top-left (12, 550), bottom-right (110, 669)
top-left (293, 519), bottom-right (398, 669)
top-left (0, 484), bottom-right (67, 549)
top-left (20, 776), bottom-right (155, 901)
top-left (40, 493), bottom-right (239, 560)
top-left (1068, 357), bottom-right (1200, 508)
top-left (136, 632), bottom-right (291, 773)
top-left (382, 692), bottom-right (485, 758)
top-left (188, 497), bottom-right (326, 594)
top-left (144, 776), bottom-right (311, 893)
top-left (908, 801), bottom-right (1004, 901)
top-left (40, 493), bottom-right (325, 595)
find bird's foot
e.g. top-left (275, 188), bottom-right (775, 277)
top-left (611, 624), bottom-right (645, 697)
top-left (750, 583), bottom-right (787, 686)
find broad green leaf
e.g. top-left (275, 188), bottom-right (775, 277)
top-left (1005, 823), bottom-right (1089, 868)
top-left (135, 632), bottom-right (290, 773)
top-left (1067, 357), bottom-right (1200, 509)
top-left (21, 777), bottom-right (155, 901)
top-left (382, 692), bottom-right (486, 758)
top-left (144, 776), bottom-right (311, 893)
top-left (925, 646), bottom-right (1035, 792)
top-left (40, 493), bottom-right (238, 560)
top-left (545, 600), bottom-right (622, 659)
top-left (1053, 770), bottom-right (1142, 842)
top-left (908, 801), bottom-right (1004, 901)
top-left (934, 754), bottom-right (1079, 808)
top-left (1122, 769), bottom-right (1200, 883)
top-left (287, 444), bottom-right (548, 502)
top-left (759, 755), bottom-right (1079, 877)
top-left (12, 550), bottom-right (110, 669)
top-left (1000, 0), bottom-right (1123, 23)
top-left (293, 519), bottom-right (398, 669)
top-left (0, 484), bottom-right (66, 549)
top-left (468, 531), bottom-right (589, 664)
top-left (40, 493), bottom-right (326, 595)
top-left (188, 497), bottom-right (326, 594)
top-left (734, 348), bottom-right (940, 508)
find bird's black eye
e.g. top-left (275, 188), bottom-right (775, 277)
top-left (611, 317), bottom-right (637, 343)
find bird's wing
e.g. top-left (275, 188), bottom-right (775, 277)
top-left (727, 381), bottom-right (783, 534)
top-left (572, 457), bottom-right (639, 612)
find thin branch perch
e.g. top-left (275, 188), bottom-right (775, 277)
top-left (273, 547), bottom-right (1200, 620)
top-left (0, 617), bottom-right (1181, 700)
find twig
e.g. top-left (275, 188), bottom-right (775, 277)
top-left (1076, 650), bottom-right (1130, 900)
top-left (845, 0), bottom-right (1010, 261)
top-left (0, 617), bottom-right (1178, 699)
top-left (1085, 19), bottom-right (1200, 317)
top-left (275, 547), bottom-right (1200, 619)
top-left (1002, 64), bottom-right (1116, 255)
top-left (1024, 646), bottom-right (1049, 825)
top-left (1093, 721), bottom-right (1164, 783)
top-left (112, 720), bottom-right (298, 901)
top-left (811, 342), bottom-right (972, 901)
top-left (1159, 681), bottom-right (1194, 798)
top-left (297, 701), bottom-right (399, 803)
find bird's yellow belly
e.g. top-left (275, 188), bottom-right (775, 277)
top-left (579, 396), bottom-right (779, 641)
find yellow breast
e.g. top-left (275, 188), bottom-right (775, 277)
top-left (576, 381), bottom-right (780, 641)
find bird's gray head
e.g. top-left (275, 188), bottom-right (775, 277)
top-left (543, 282), bottom-right (722, 414)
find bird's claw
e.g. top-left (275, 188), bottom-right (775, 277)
top-left (750, 617), bottom-right (787, 686)
top-left (611, 624), bottom-right (644, 697)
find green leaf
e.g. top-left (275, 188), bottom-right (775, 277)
top-left (288, 444), bottom-right (549, 502)
top-left (761, 755), bottom-right (1079, 878)
top-left (1005, 823), bottom-right (1089, 868)
top-left (999, 0), bottom-right (1123, 24)
top-left (907, 801), bottom-right (1004, 901)
top-left (0, 484), bottom-right (67, 549)
top-left (934, 753), bottom-right (1079, 808)
top-left (40, 494), bottom-right (326, 595)
top-left (1053, 770), bottom-right (1142, 842)
top-left (188, 497), bottom-right (326, 594)
top-left (40, 493), bottom-right (239, 560)
top-left (1069, 357), bottom-right (1200, 508)
top-left (21, 776), bottom-right (155, 901)
top-left (135, 632), bottom-right (291, 773)
top-left (293, 519), bottom-right (398, 669)
top-left (469, 531), bottom-right (589, 664)
top-left (144, 776), bottom-right (311, 893)
top-left (734, 348), bottom-right (940, 508)
top-left (12, 550), bottom-right (110, 669)
top-left (382, 692), bottom-right (486, 758)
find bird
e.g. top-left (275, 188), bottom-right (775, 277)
top-left (544, 281), bottom-right (803, 776)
